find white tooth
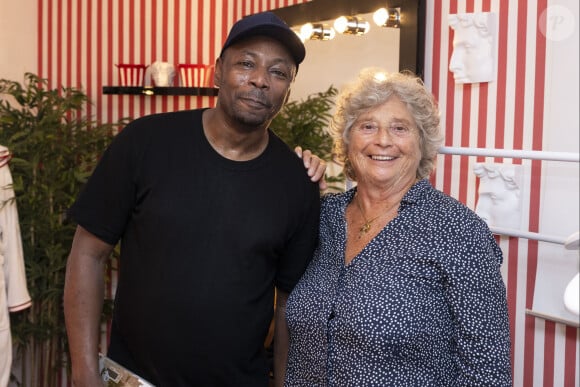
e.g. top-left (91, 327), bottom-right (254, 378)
top-left (372, 155), bottom-right (394, 161)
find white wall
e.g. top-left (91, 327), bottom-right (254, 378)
top-left (0, 0), bottom-right (37, 83)
top-left (531, 1), bottom-right (579, 325)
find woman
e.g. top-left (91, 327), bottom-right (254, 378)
top-left (284, 69), bottom-right (512, 386)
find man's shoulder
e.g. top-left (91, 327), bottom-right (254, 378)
top-left (116, 109), bottom-right (205, 143)
top-left (267, 131), bottom-right (307, 165)
top-left (130, 108), bottom-right (204, 127)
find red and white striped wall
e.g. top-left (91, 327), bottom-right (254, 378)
top-left (34, 0), bottom-right (578, 386)
top-left (36, 0), bottom-right (310, 126)
top-left (425, 1), bottom-right (579, 386)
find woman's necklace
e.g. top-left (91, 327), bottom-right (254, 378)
top-left (354, 193), bottom-right (399, 240)
top-left (354, 194), bottom-right (383, 239)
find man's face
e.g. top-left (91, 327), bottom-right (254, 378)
top-left (214, 36), bottom-right (296, 129)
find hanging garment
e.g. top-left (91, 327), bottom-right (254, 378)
top-left (0, 145), bottom-right (31, 387)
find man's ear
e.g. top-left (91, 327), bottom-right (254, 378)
top-left (213, 58), bottom-right (222, 88)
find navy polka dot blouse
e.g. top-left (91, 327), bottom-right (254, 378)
top-left (285, 179), bottom-right (512, 386)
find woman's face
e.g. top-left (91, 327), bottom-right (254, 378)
top-left (347, 96), bottom-right (422, 189)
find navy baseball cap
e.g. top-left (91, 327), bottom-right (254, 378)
top-left (220, 12), bottom-right (306, 70)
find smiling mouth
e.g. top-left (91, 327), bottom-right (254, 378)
top-left (239, 90), bottom-right (271, 109)
top-left (371, 155), bottom-right (395, 161)
top-left (242, 97), bottom-right (269, 108)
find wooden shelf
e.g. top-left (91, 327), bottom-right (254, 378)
top-left (102, 86), bottom-right (219, 96)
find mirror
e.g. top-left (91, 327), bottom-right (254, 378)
top-left (273, 0), bottom-right (425, 101)
top-left (287, 11), bottom-right (401, 101)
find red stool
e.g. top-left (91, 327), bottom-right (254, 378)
top-left (115, 64), bottom-right (148, 86)
top-left (177, 64), bottom-right (215, 87)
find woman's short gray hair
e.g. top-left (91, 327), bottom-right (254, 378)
top-left (330, 68), bottom-right (443, 180)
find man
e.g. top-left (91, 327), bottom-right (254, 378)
top-left (64, 11), bottom-right (324, 386)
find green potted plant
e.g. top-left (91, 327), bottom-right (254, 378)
top-left (271, 85), bottom-right (345, 192)
top-left (0, 73), bottom-right (124, 386)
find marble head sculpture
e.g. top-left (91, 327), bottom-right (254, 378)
top-left (449, 12), bottom-right (497, 84)
top-left (473, 163), bottom-right (523, 230)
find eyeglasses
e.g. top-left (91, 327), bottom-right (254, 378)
top-left (354, 122), bottom-right (416, 138)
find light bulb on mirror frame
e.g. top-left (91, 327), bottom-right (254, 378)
top-left (301, 22), bottom-right (336, 40)
top-left (293, 28), bottom-right (306, 43)
top-left (373, 7), bottom-right (400, 28)
top-left (300, 23), bottom-right (314, 40)
top-left (334, 16), bottom-right (370, 35)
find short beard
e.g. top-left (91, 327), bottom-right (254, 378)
top-left (232, 108), bottom-right (274, 129)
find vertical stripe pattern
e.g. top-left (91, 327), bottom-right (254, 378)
top-left (425, 1), bottom-right (579, 387)
top-left (37, 0), bottom-right (310, 125)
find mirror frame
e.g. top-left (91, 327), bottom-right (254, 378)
top-left (273, 0), bottom-right (426, 78)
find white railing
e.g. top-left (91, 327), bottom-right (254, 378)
top-left (438, 146), bottom-right (579, 162)
top-left (437, 146), bottom-right (579, 244)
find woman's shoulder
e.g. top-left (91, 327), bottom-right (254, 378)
top-left (319, 190), bottom-right (354, 218)
top-left (321, 189), bottom-right (353, 206)
top-left (415, 180), bottom-right (488, 227)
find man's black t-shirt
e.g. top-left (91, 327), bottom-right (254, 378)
top-left (69, 109), bottom-right (320, 386)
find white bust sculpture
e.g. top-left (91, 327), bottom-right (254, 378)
top-left (449, 12), bottom-right (497, 84)
top-left (563, 232), bottom-right (579, 316)
top-left (473, 163), bottom-right (523, 230)
top-left (150, 61), bottom-right (176, 87)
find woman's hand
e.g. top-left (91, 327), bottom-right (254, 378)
top-left (295, 146), bottom-right (328, 191)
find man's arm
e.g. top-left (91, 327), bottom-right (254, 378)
top-left (64, 225), bottom-right (115, 387)
top-left (273, 289), bottom-right (290, 387)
